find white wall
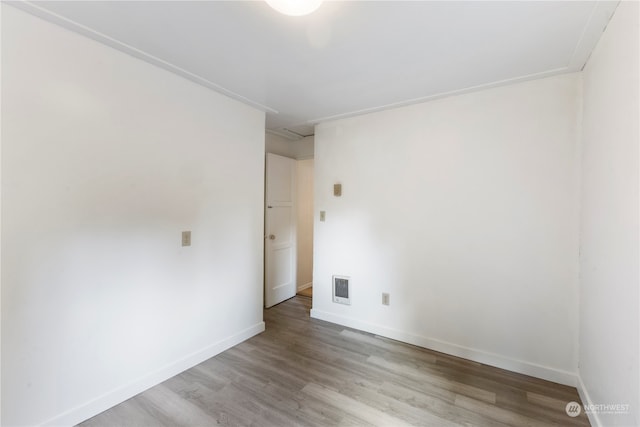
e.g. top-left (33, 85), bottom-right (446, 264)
top-left (578, 2), bottom-right (639, 426)
top-left (1, 5), bottom-right (265, 426)
top-left (294, 136), bottom-right (315, 160)
top-left (312, 73), bottom-right (581, 385)
top-left (296, 159), bottom-right (314, 290)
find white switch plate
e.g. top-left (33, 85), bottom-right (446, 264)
top-left (382, 293), bottom-right (390, 306)
top-left (182, 231), bottom-right (191, 246)
top-left (320, 211), bottom-right (326, 222)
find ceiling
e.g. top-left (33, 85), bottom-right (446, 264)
top-left (12, 1), bottom-right (618, 139)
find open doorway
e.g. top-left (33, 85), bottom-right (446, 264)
top-left (264, 132), bottom-right (314, 306)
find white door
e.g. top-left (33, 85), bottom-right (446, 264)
top-left (265, 153), bottom-right (297, 308)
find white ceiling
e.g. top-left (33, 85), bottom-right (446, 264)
top-left (12, 1), bottom-right (618, 138)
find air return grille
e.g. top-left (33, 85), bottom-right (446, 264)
top-left (333, 275), bottom-right (350, 305)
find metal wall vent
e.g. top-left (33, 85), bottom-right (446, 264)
top-left (333, 275), bottom-right (351, 305)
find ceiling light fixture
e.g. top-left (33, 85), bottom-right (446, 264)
top-left (265, 0), bottom-right (323, 16)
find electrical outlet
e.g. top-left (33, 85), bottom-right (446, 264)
top-left (382, 293), bottom-right (390, 306)
top-left (182, 231), bottom-right (191, 247)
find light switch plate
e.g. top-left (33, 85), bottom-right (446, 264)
top-left (334, 183), bottom-right (342, 197)
top-left (320, 211), bottom-right (326, 222)
top-left (182, 231), bottom-right (191, 246)
top-left (382, 293), bottom-right (390, 306)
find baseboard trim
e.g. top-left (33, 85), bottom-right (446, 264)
top-left (41, 321), bottom-right (266, 427)
top-left (577, 374), bottom-right (602, 427)
top-left (297, 282), bottom-right (312, 291)
top-left (310, 309), bottom-right (576, 387)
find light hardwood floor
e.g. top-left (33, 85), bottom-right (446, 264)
top-left (80, 296), bottom-right (590, 426)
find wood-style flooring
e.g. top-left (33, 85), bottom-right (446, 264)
top-left (80, 297), bottom-right (590, 426)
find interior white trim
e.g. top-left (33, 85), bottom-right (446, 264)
top-left (266, 128), bottom-right (304, 141)
top-left (9, 1), bottom-right (617, 132)
top-left (567, 0), bottom-right (620, 71)
top-left (40, 322), bottom-right (265, 427)
top-left (577, 374), bottom-right (602, 427)
top-left (306, 0), bottom-right (617, 125)
top-left (307, 67), bottom-right (569, 124)
top-left (310, 309), bottom-right (577, 387)
top-left (7, 1), bottom-right (278, 115)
